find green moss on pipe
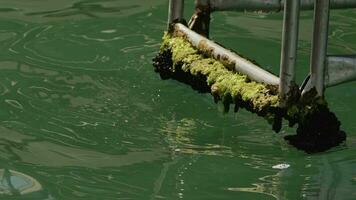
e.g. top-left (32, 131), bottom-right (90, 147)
top-left (161, 33), bottom-right (279, 112)
top-left (153, 33), bottom-right (346, 153)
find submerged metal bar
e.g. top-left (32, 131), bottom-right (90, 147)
top-left (174, 23), bottom-right (280, 85)
top-left (279, 0), bottom-right (300, 105)
top-left (309, 0), bottom-right (330, 96)
top-left (326, 55), bottom-right (356, 87)
top-left (298, 55), bottom-right (356, 91)
top-left (168, 0), bottom-right (184, 28)
top-left (200, 0), bottom-right (356, 12)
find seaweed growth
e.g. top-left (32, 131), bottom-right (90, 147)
top-left (153, 33), bottom-right (346, 153)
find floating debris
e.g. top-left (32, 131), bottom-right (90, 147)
top-left (0, 169), bottom-right (43, 197)
top-left (272, 164), bottom-right (290, 170)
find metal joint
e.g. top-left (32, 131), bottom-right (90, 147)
top-left (168, 0), bottom-right (185, 29)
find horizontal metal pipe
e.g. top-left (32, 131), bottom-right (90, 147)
top-left (174, 23), bottom-right (280, 85)
top-left (201, 0), bottom-right (356, 12)
top-left (209, 0), bottom-right (281, 12)
top-left (326, 55), bottom-right (356, 87)
top-left (301, 55), bottom-right (356, 92)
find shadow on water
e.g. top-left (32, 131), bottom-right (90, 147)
top-left (0, 8), bottom-right (20, 13)
top-left (25, 0), bottom-right (139, 18)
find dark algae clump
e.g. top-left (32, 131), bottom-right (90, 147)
top-left (153, 33), bottom-right (346, 153)
top-left (284, 89), bottom-right (346, 153)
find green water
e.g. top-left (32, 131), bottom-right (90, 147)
top-left (0, 1), bottom-right (355, 199)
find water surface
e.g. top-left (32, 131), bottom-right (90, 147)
top-left (0, 1), bottom-right (355, 199)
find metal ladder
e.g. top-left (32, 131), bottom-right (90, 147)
top-left (167, 0), bottom-right (356, 106)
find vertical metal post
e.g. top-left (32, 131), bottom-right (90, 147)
top-left (309, 0), bottom-right (330, 96)
top-left (279, 0), bottom-right (300, 106)
top-left (168, 0), bottom-right (185, 29)
top-left (195, 0), bottom-right (209, 7)
top-left (188, 0), bottom-right (211, 37)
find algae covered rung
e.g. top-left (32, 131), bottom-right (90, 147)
top-left (153, 32), bottom-right (346, 153)
top-left (158, 33), bottom-right (280, 113)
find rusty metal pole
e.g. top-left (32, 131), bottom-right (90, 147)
top-left (188, 0), bottom-right (211, 37)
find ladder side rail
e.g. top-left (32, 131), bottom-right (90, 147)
top-left (308, 0), bottom-right (330, 96)
top-left (168, 0), bottom-right (185, 29)
top-left (279, 0), bottom-right (300, 106)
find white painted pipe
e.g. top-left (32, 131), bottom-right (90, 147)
top-left (174, 23), bottom-right (280, 85)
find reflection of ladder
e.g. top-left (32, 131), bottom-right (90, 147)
top-left (168, 0), bottom-right (356, 106)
